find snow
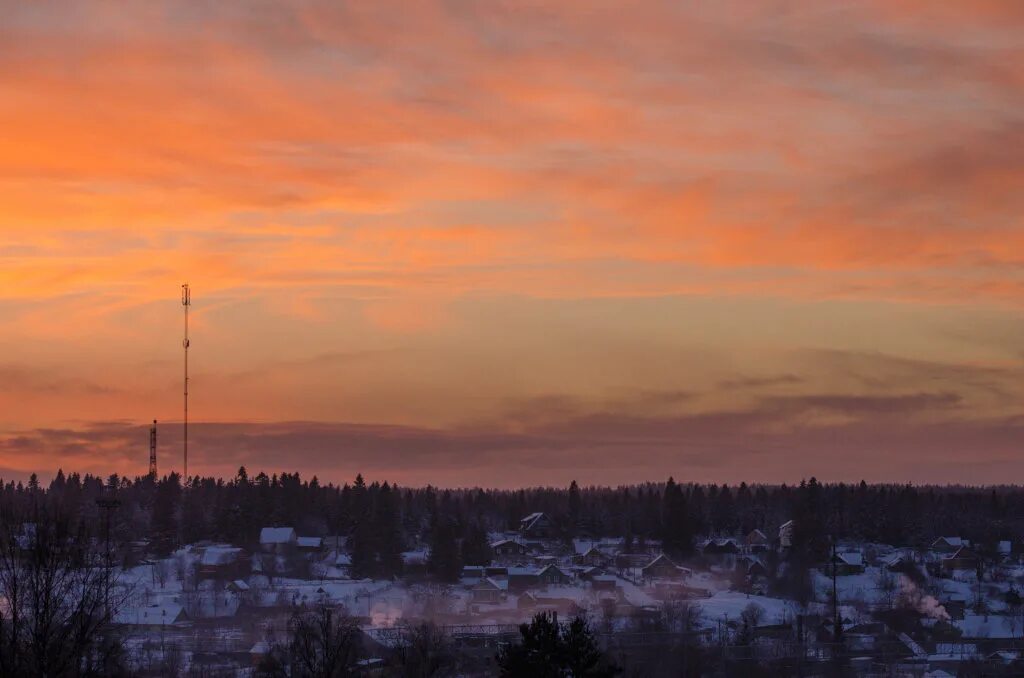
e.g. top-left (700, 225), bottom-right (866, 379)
top-left (697, 591), bottom-right (798, 627)
top-left (115, 602), bottom-right (185, 626)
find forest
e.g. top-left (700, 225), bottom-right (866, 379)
top-left (5, 469), bottom-right (1024, 574)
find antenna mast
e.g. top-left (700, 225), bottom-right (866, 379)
top-left (182, 283), bottom-right (191, 482)
top-left (149, 419), bottom-right (158, 478)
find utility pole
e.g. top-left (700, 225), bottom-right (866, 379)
top-left (181, 283), bottom-right (190, 482)
top-left (149, 419), bottom-right (158, 478)
top-left (831, 540), bottom-right (842, 643)
top-left (95, 495), bottom-right (121, 621)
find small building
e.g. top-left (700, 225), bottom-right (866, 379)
top-left (831, 551), bottom-right (865, 576)
top-left (471, 577), bottom-right (506, 604)
top-left (538, 565), bottom-right (572, 586)
top-left (519, 513), bottom-right (556, 538)
top-left (461, 565), bottom-right (485, 581)
top-left (260, 527), bottom-right (297, 553)
top-left (331, 551), bottom-right (352, 578)
top-left (942, 546), bottom-right (978, 574)
top-left (702, 539), bottom-right (741, 569)
top-left (930, 537), bottom-right (968, 554)
top-left (227, 579), bottom-right (250, 593)
top-left (739, 555), bottom-right (767, 578)
top-left (491, 539), bottom-right (528, 558)
top-left (884, 552), bottom-right (915, 573)
top-left (745, 529), bottom-right (768, 552)
top-left (508, 567), bottom-right (541, 591)
top-left (198, 546), bottom-right (248, 580)
top-left (615, 553), bottom-right (653, 570)
top-left (296, 536), bottom-right (323, 553)
top-left (778, 521), bottom-right (794, 549)
top-left (642, 554), bottom-right (689, 581)
top-left (575, 546), bottom-right (610, 568)
top-left (591, 575), bottom-right (618, 592)
top-left (114, 603), bottom-right (187, 627)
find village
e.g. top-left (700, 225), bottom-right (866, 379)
top-left (108, 510), bottom-right (1024, 676)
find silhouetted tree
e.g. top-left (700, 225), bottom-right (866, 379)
top-left (496, 612), bottom-right (620, 677)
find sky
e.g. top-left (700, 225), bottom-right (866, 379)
top-left (1, 1), bottom-right (1022, 487)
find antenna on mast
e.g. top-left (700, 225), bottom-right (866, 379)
top-left (149, 419), bottom-right (158, 478)
top-left (182, 283), bottom-right (191, 482)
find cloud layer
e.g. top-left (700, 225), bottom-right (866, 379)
top-left (0, 1), bottom-right (1022, 483)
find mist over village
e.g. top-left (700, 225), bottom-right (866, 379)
top-left (2, 1), bottom-right (1023, 676)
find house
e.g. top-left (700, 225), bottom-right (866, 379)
top-left (614, 553), bottom-right (653, 570)
top-left (538, 565), bottom-right (572, 586)
top-left (701, 539), bottom-right (741, 569)
top-left (575, 546), bottom-right (610, 568)
top-left (831, 551), bottom-right (865, 576)
top-left (471, 577), bottom-right (506, 604)
top-left (778, 521), bottom-right (794, 549)
top-left (519, 513), bottom-right (556, 538)
top-left (227, 579), bottom-right (250, 594)
top-left (114, 603), bottom-right (187, 627)
top-left (942, 546), bottom-right (978, 574)
top-left (642, 554), bottom-right (689, 581)
top-left (331, 551), bottom-right (352, 578)
top-left (491, 539), bottom-right (528, 558)
top-left (591, 575), bottom-right (618, 592)
top-left (461, 566), bottom-right (485, 581)
top-left (739, 555), bottom-right (767, 578)
top-left (296, 536), bottom-right (323, 553)
top-left (930, 537), bottom-right (968, 554)
top-left (884, 552), bottom-right (915, 573)
top-left (745, 529), bottom-right (769, 552)
top-left (198, 545), bottom-right (248, 579)
top-left (260, 527), bottom-right (297, 553)
top-left (508, 567), bottom-right (541, 591)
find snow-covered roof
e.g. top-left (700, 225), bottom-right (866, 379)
top-left (885, 551), bottom-right (910, 566)
top-left (401, 549), bottom-right (428, 563)
top-left (297, 536), bottom-right (322, 548)
top-left (520, 513), bottom-right (548, 531)
top-left (114, 603), bottom-right (185, 626)
top-left (260, 527), bottom-right (297, 544)
top-left (958, 614), bottom-right (1018, 639)
top-left (474, 577), bottom-right (508, 591)
top-left (200, 546), bottom-right (243, 566)
top-left (508, 566), bottom-right (540, 576)
top-left (835, 552), bottom-right (863, 567)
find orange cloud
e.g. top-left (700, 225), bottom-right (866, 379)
top-left (1, 1), bottom-right (1022, 481)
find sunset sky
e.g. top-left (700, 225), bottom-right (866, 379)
top-left (1, 1), bottom-right (1022, 487)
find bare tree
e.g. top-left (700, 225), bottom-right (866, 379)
top-left (0, 508), bottom-right (127, 676)
top-left (876, 566), bottom-right (898, 610)
top-left (393, 621), bottom-right (454, 677)
top-left (281, 604), bottom-right (362, 677)
top-left (153, 559), bottom-right (171, 589)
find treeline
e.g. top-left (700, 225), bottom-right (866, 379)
top-left (4, 470), bottom-right (1024, 565)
